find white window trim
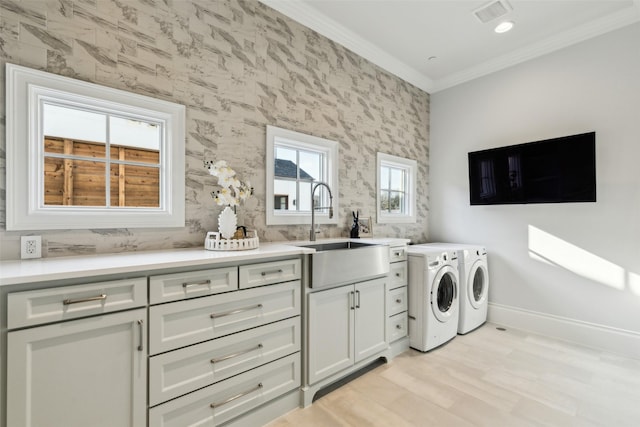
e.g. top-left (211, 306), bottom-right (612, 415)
top-left (266, 125), bottom-right (339, 225)
top-left (6, 63), bottom-right (185, 230)
top-left (377, 152), bottom-right (417, 224)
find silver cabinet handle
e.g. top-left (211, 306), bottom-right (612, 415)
top-left (210, 304), bottom-right (263, 319)
top-left (395, 298), bottom-right (402, 304)
top-left (261, 269), bottom-right (283, 276)
top-left (211, 344), bottom-right (263, 364)
top-left (350, 291), bottom-right (355, 310)
top-left (63, 294), bottom-right (107, 305)
top-left (182, 279), bottom-right (211, 288)
top-left (395, 272), bottom-right (401, 277)
top-left (137, 319), bottom-right (144, 351)
top-left (396, 324), bottom-right (402, 329)
top-left (210, 383), bottom-right (263, 408)
top-left (356, 290), bottom-right (361, 308)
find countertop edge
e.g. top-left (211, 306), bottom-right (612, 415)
top-left (0, 238), bottom-right (410, 286)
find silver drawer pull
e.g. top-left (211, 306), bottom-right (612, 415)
top-left (210, 303), bottom-right (263, 319)
top-left (261, 269), bottom-right (283, 276)
top-left (210, 383), bottom-right (263, 408)
top-left (395, 298), bottom-right (402, 304)
top-left (395, 272), bottom-right (401, 277)
top-left (63, 294), bottom-right (107, 305)
top-left (211, 343), bottom-right (263, 364)
top-left (396, 324), bottom-right (402, 329)
top-left (182, 279), bottom-right (211, 288)
top-left (393, 250), bottom-right (404, 257)
top-left (137, 319), bottom-right (144, 351)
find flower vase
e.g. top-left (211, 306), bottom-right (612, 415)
top-left (218, 206), bottom-right (237, 240)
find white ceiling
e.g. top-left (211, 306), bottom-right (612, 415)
top-left (260, 0), bottom-right (640, 93)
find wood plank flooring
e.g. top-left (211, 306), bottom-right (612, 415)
top-left (267, 324), bottom-right (640, 426)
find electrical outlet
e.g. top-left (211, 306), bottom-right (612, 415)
top-left (21, 236), bottom-right (42, 259)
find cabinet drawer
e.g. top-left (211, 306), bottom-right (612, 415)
top-left (149, 266), bottom-right (238, 304)
top-left (149, 317), bottom-right (300, 406)
top-left (387, 312), bottom-right (408, 343)
top-left (8, 277), bottom-right (147, 329)
top-left (149, 281), bottom-right (300, 355)
top-left (389, 261), bottom-right (407, 289)
top-left (387, 286), bottom-right (407, 317)
top-left (389, 246), bottom-right (407, 263)
top-left (239, 258), bottom-right (301, 289)
top-left (149, 353), bottom-right (300, 427)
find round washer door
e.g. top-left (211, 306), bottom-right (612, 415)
top-left (468, 261), bottom-right (488, 309)
top-left (430, 265), bottom-right (458, 323)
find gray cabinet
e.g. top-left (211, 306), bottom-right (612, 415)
top-left (148, 259), bottom-right (302, 424)
top-left (7, 308), bottom-right (147, 427)
top-left (307, 277), bottom-right (387, 384)
top-left (387, 245), bottom-right (408, 343)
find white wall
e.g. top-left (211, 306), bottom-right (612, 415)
top-left (430, 24), bottom-right (640, 355)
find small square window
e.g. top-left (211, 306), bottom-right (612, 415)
top-left (377, 153), bottom-right (417, 224)
top-left (266, 126), bottom-right (339, 225)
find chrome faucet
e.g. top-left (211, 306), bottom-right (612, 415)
top-left (310, 182), bottom-right (333, 241)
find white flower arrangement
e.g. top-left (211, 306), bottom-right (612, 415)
top-left (205, 160), bottom-right (253, 207)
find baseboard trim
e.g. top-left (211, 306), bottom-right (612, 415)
top-left (488, 302), bottom-right (640, 359)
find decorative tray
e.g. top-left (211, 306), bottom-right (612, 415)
top-left (204, 230), bottom-right (259, 251)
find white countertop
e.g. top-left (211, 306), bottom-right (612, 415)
top-left (0, 238), bottom-right (410, 286)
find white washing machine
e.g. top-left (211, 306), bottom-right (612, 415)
top-left (416, 243), bottom-right (489, 334)
top-left (407, 246), bottom-right (459, 352)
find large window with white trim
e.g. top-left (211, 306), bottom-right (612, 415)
top-left (377, 153), bottom-right (416, 224)
top-left (266, 125), bottom-right (339, 225)
top-left (6, 63), bottom-right (185, 230)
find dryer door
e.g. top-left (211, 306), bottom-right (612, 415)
top-left (431, 265), bottom-right (458, 323)
top-left (468, 261), bottom-right (488, 309)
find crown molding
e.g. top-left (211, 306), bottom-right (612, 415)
top-left (260, 1), bottom-right (640, 95)
top-left (258, 0), bottom-right (434, 93)
top-left (431, 2), bottom-right (640, 92)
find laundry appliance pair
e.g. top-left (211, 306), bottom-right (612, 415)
top-left (406, 243), bottom-right (489, 352)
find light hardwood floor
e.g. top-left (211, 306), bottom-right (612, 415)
top-left (267, 324), bottom-right (640, 426)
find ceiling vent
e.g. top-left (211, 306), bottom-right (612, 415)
top-left (473, 0), bottom-right (512, 24)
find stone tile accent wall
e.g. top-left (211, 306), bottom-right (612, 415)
top-left (0, 0), bottom-right (429, 260)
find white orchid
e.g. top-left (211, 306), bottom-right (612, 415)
top-left (205, 160), bottom-right (253, 207)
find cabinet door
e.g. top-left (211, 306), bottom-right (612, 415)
top-left (7, 308), bottom-right (147, 427)
top-left (307, 285), bottom-right (354, 384)
top-left (355, 277), bottom-right (388, 362)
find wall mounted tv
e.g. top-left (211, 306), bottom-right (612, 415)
top-left (468, 132), bottom-right (596, 205)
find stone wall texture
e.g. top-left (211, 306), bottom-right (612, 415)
top-left (0, 0), bottom-right (429, 260)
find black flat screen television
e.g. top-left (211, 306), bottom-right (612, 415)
top-left (468, 132), bottom-right (596, 205)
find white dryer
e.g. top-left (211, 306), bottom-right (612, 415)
top-left (407, 246), bottom-right (459, 352)
top-left (416, 243), bottom-right (489, 334)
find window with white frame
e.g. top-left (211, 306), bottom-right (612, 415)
top-left (5, 63), bottom-right (185, 230)
top-left (377, 153), bottom-right (416, 223)
top-left (266, 125), bottom-right (339, 225)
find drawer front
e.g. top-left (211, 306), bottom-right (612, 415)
top-left (149, 317), bottom-right (300, 406)
top-left (239, 258), bottom-right (301, 289)
top-left (149, 266), bottom-right (238, 304)
top-left (388, 312), bottom-right (408, 343)
top-left (387, 286), bottom-right (407, 317)
top-left (389, 261), bottom-right (407, 289)
top-left (149, 281), bottom-right (300, 355)
top-left (149, 353), bottom-right (300, 427)
top-left (389, 246), bottom-right (407, 263)
top-left (8, 277), bottom-right (147, 329)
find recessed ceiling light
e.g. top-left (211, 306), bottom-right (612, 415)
top-left (494, 21), bottom-right (514, 33)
